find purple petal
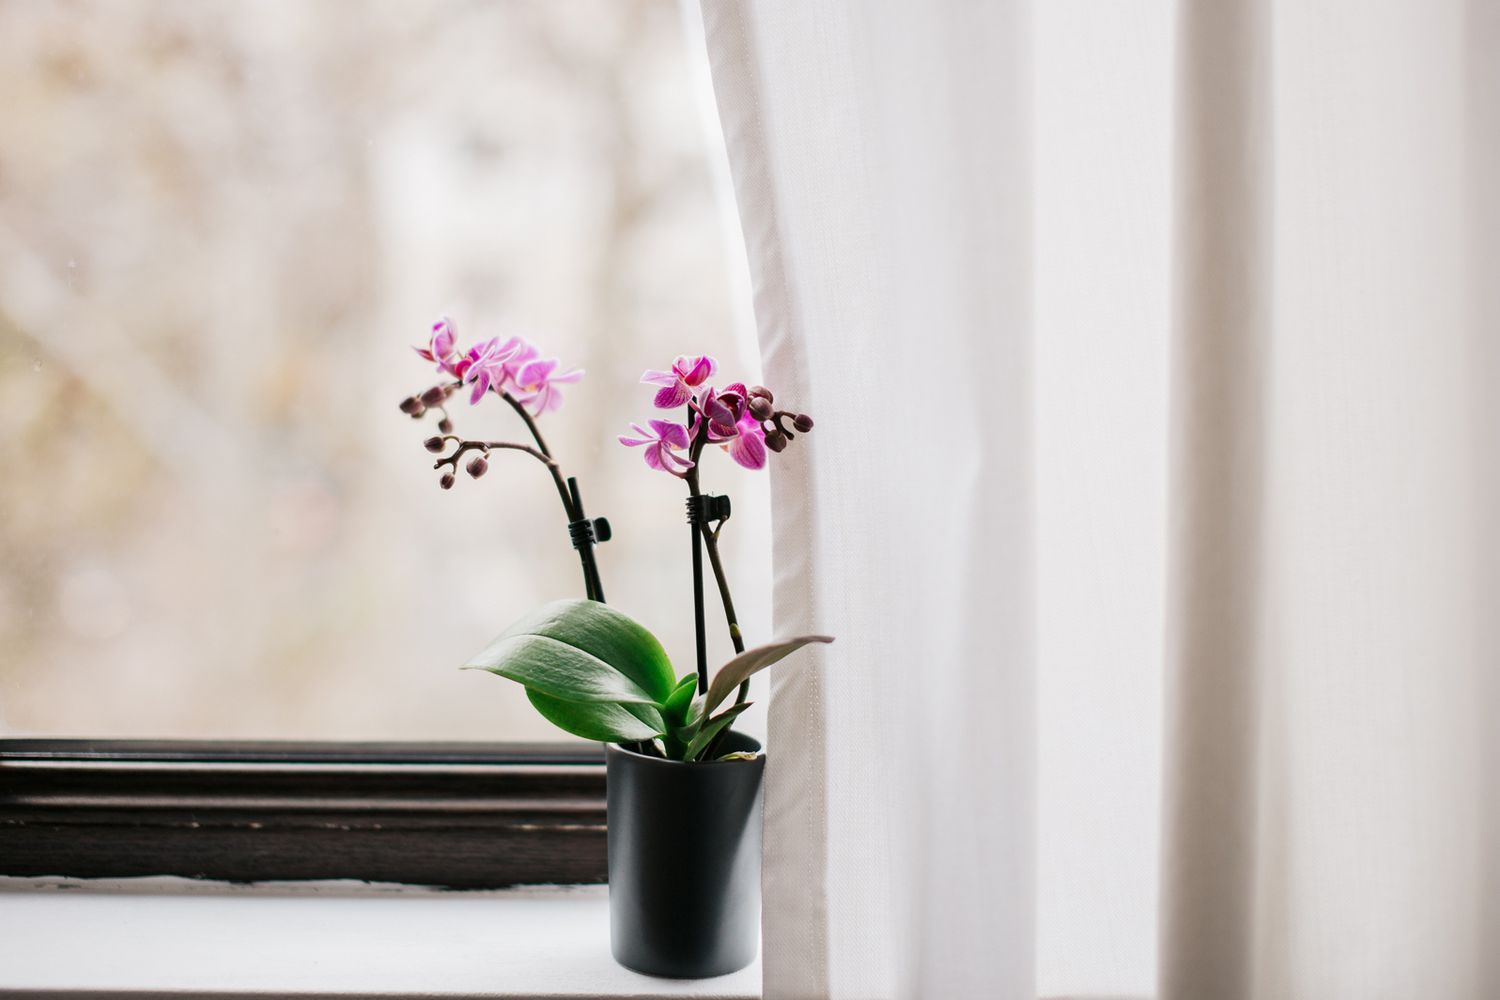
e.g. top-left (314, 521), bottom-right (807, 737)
top-left (618, 423), bottom-right (654, 446)
top-left (661, 448), bottom-right (694, 474)
top-left (517, 358), bottom-right (558, 387)
top-left (704, 395), bottom-right (735, 427)
top-left (681, 355), bottom-right (716, 385)
top-left (653, 382), bottom-right (691, 409)
top-left (642, 443), bottom-right (667, 472)
top-left (641, 369), bottom-right (678, 387)
top-left (468, 370), bottom-right (490, 405)
top-left (727, 426), bottom-right (767, 470)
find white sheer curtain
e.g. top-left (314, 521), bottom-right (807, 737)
top-left (695, 0), bottom-right (1499, 997)
top-left (697, 2), bottom-right (1035, 997)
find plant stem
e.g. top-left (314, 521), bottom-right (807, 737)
top-left (459, 385), bottom-right (605, 602)
top-left (497, 388), bottom-right (553, 459)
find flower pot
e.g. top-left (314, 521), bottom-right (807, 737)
top-left (605, 732), bottom-right (765, 978)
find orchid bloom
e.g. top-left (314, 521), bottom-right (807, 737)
top-left (720, 409), bottom-right (767, 470)
top-left (641, 355), bottom-right (717, 409)
top-left (491, 336), bottom-right (538, 387)
top-left (691, 386), bottom-right (766, 470)
top-left (514, 357), bottom-right (584, 414)
top-left (460, 336), bottom-right (522, 404)
top-left (618, 420), bottom-right (694, 475)
top-left (414, 317), bottom-right (460, 374)
top-left (695, 383), bottom-right (747, 441)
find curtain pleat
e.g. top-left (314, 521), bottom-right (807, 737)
top-left (697, 2), bottom-right (1035, 998)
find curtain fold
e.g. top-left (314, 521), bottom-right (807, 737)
top-left (1164, 1), bottom-right (1495, 997)
top-left (697, 2), bottom-right (1035, 998)
top-left (697, 0), bottom-right (1499, 996)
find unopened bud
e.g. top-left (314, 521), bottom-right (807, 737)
top-left (748, 385), bottom-right (774, 403)
top-left (749, 397), bottom-right (773, 420)
top-left (467, 457), bottom-right (489, 479)
top-left (399, 396), bottom-right (424, 415)
top-left (792, 413), bottom-right (814, 433)
top-left (424, 436), bottom-right (445, 453)
top-left (765, 429), bottom-right (788, 453)
top-left (439, 472), bottom-right (456, 490)
top-left (437, 418), bottom-right (454, 434)
top-left (420, 385), bottom-right (446, 407)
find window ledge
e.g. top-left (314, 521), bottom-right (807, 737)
top-left (0, 877), bottom-right (760, 999)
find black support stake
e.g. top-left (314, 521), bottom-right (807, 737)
top-left (686, 494), bottom-right (731, 696)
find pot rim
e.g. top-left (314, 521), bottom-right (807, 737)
top-left (606, 733), bottom-right (763, 768)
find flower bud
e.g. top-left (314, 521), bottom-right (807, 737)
top-left (749, 385), bottom-right (774, 403)
top-left (764, 429), bottom-right (788, 453)
top-left (399, 396), bottom-right (424, 415)
top-left (439, 472), bottom-right (456, 490)
top-left (420, 385), bottom-right (447, 407)
top-left (437, 418), bottom-right (454, 434)
top-left (467, 457), bottom-right (489, 479)
top-left (423, 436), bottom-right (445, 453)
top-left (748, 397), bottom-right (773, 420)
top-left (792, 413), bottom-right (814, 433)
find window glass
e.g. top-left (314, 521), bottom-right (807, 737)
top-left (0, 0), bottom-right (768, 740)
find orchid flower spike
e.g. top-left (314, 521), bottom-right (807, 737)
top-left (641, 355), bottom-right (717, 409)
top-left (618, 420), bottom-right (695, 475)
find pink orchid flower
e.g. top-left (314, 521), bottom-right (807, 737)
top-left (460, 337), bottom-right (522, 404)
top-left (490, 336), bottom-right (538, 389)
top-left (618, 420), bottom-right (694, 475)
top-left (695, 383), bottom-right (748, 441)
top-left (514, 357), bottom-right (584, 414)
top-left (414, 317), bottom-right (460, 374)
top-left (721, 409), bottom-right (767, 470)
top-left (641, 355), bottom-right (718, 409)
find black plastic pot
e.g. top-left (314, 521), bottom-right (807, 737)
top-left (605, 731), bottom-right (765, 979)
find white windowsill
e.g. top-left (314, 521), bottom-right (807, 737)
top-left (0, 877), bottom-right (761, 999)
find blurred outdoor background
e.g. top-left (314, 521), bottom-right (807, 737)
top-left (0, 0), bottom-right (770, 740)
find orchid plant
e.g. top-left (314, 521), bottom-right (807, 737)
top-left (403, 326), bottom-right (829, 762)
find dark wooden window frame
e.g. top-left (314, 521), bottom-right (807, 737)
top-left (0, 740), bottom-right (606, 888)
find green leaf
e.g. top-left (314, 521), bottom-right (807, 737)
top-left (467, 599), bottom-right (677, 704)
top-left (526, 688), bottom-right (665, 743)
top-left (661, 675), bottom-right (700, 727)
top-left (683, 702), bottom-right (753, 761)
top-left (669, 694), bottom-right (707, 745)
top-left (704, 635), bottom-right (834, 715)
top-left (717, 751), bottom-right (761, 762)
top-left (465, 634), bottom-right (658, 705)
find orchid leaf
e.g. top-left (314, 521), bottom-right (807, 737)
top-left (683, 702), bottom-right (753, 761)
top-left (661, 675), bottom-right (700, 727)
top-left (704, 635), bottom-right (834, 715)
top-left (669, 693), bottom-right (708, 745)
top-left (526, 689), bottom-right (665, 743)
top-left (465, 634), bottom-right (659, 705)
top-left (465, 599), bottom-right (677, 705)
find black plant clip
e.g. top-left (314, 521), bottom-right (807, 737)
top-left (566, 477), bottom-right (609, 603)
top-left (567, 516), bottom-right (612, 548)
top-left (685, 493), bottom-right (732, 526)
